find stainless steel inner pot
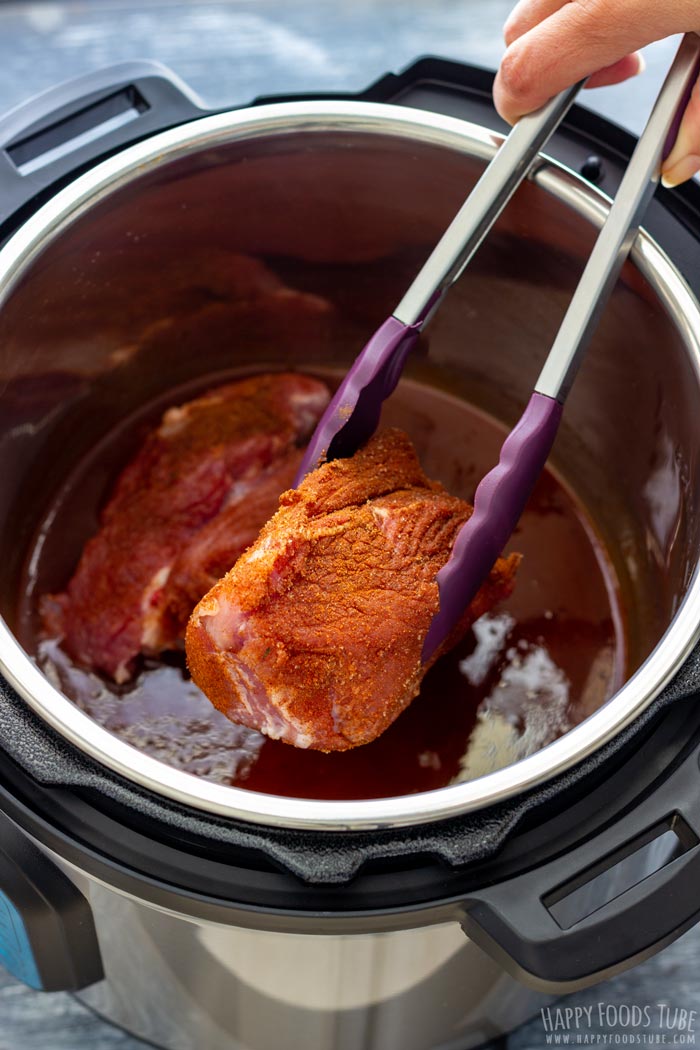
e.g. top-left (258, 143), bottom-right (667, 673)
top-left (0, 101), bottom-right (699, 830)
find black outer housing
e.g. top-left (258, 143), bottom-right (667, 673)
top-left (0, 57), bottom-right (700, 993)
top-left (0, 61), bottom-right (204, 231)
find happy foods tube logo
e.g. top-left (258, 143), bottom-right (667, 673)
top-left (540, 1003), bottom-right (697, 1045)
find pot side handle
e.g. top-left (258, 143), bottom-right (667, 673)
top-left (462, 731), bottom-right (700, 992)
top-left (0, 807), bottom-right (103, 992)
top-left (0, 61), bottom-right (205, 228)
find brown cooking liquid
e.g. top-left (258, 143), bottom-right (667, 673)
top-left (17, 373), bottom-right (626, 801)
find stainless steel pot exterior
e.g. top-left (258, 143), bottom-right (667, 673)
top-left (39, 845), bottom-right (549, 1050)
top-left (0, 102), bottom-right (699, 829)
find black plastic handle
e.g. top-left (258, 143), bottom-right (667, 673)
top-left (0, 60), bottom-right (205, 227)
top-left (0, 807), bottom-right (103, 991)
top-left (463, 733), bottom-right (700, 991)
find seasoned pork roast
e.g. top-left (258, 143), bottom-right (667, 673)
top-left (186, 429), bottom-right (519, 751)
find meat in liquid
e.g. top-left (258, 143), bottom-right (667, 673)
top-left (24, 376), bottom-right (624, 797)
top-left (186, 428), bottom-right (518, 751)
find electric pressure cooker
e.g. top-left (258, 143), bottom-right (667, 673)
top-left (1, 57), bottom-right (700, 1050)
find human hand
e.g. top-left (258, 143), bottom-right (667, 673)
top-left (494, 1), bottom-right (700, 186)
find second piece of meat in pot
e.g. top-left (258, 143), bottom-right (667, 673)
top-left (41, 373), bottom-right (330, 683)
top-left (186, 429), bottom-right (520, 751)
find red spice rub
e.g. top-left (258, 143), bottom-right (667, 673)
top-left (41, 373), bottom-right (330, 682)
top-left (186, 429), bottom-right (520, 751)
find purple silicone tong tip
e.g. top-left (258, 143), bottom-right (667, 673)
top-left (421, 393), bottom-right (563, 664)
top-left (294, 316), bottom-right (422, 485)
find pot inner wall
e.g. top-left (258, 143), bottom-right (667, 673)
top-left (0, 120), bottom-right (698, 811)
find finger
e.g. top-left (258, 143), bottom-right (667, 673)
top-left (503, 0), bottom-right (569, 46)
top-left (504, 4), bottom-right (643, 93)
top-left (494, 1), bottom-right (689, 124)
top-left (661, 76), bottom-right (700, 187)
top-left (585, 52), bottom-right (646, 89)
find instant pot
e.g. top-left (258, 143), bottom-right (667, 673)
top-left (1, 57), bottom-right (700, 1050)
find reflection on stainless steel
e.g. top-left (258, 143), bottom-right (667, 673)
top-left (61, 867), bottom-right (553, 1050)
top-left (0, 102), bottom-right (698, 828)
top-left (643, 429), bottom-right (684, 572)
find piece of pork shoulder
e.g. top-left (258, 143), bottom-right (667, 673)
top-left (186, 429), bottom-right (520, 752)
top-left (156, 450), bottom-right (302, 645)
top-left (40, 373), bottom-right (330, 683)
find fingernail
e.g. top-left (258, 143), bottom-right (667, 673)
top-left (661, 154), bottom-right (700, 188)
top-left (636, 53), bottom-right (647, 76)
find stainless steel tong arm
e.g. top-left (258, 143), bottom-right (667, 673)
top-left (535, 33), bottom-right (700, 403)
top-left (393, 81), bottom-right (583, 328)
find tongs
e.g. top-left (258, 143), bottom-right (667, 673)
top-left (296, 33), bottom-right (700, 664)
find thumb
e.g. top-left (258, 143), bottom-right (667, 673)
top-left (661, 76), bottom-right (700, 187)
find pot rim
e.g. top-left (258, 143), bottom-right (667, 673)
top-left (0, 99), bottom-right (699, 832)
